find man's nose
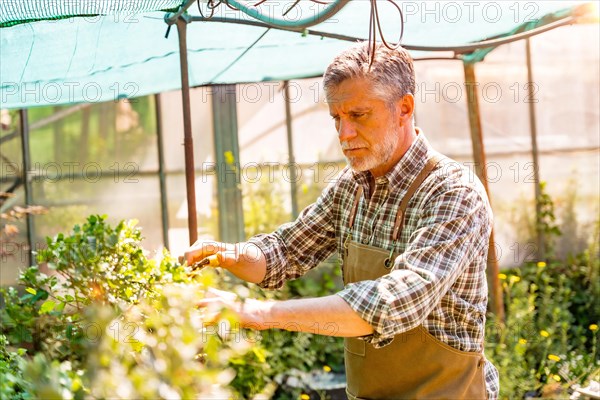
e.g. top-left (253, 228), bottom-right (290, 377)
top-left (337, 119), bottom-right (357, 141)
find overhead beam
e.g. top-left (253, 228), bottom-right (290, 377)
top-left (190, 15), bottom-right (577, 54)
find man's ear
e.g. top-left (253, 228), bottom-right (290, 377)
top-left (395, 94), bottom-right (415, 124)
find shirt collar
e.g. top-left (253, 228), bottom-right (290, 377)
top-left (352, 130), bottom-right (431, 195)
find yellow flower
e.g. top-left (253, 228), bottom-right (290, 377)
top-left (300, 394), bottom-right (310, 400)
top-left (552, 374), bottom-right (561, 382)
top-left (323, 365), bottom-right (332, 373)
top-left (590, 324), bottom-right (599, 332)
top-left (518, 338), bottom-right (527, 345)
top-left (498, 273), bottom-right (507, 280)
top-left (224, 151), bottom-right (235, 165)
top-left (510, 275), bottom-right (521, 283)
top-left (537, 261), bottom-right (547, 268)
top-left (548, 354), bottom-right (561, 362)
top-left (540, 330), bottom-right (550, 338)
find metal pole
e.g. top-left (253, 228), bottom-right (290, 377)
top-left (212, 85), bottom-right (246, 242)
top-left (175, 17), bottom-right (198, 245)
top-left (19, 109), bottom-right (35, 266)
top-left (463, 62), bottom-right (504, 321)
top-left (154, 94), bottom-right (170, 249)
top-left (189, 15), bottom-right (576, 55)
top-left (283, 81), bottom-right (299, 219)
top-left (526, 38), bottom-right (544, 261)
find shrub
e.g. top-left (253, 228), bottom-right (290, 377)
top-left (485, 184), bottom-right (599, 399)
top-left (0, 215), bottom-right (248, 399)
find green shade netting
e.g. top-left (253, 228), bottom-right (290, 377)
top-left (0, 0), bottom-right (182, 27)
top-left (0, 1), bottom-right (591, 109)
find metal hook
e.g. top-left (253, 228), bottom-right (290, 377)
top-left (383, 246), bottom-right (395, 269)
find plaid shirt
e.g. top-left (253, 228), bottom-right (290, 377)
top-left (249, 132), bottom-right (500, 398)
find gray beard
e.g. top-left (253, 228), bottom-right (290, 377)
top-left (345, 129), bottom-right (399, 173)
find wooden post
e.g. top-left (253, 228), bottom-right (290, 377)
top-left (463, 62), bottom-right (504, 321)
top-left (212, 85), bottom-right (246, 243)
top-left (154, 94), bottom-right (170, 249)
top-left (283, 81), bottom-right (299, 219)
top-left (525, 38), bottom-right (545, 261)
top-left (176, 17), bottom-right (198, 245)
top-left (19, 109), bottom-right (35, 266)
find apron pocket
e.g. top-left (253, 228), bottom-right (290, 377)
top-left (344, 337), bottom-right (366, 357)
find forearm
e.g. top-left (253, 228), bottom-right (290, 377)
top-left (258, 295), bottom-right (374, 337)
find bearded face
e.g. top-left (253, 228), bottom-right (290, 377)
top-left (328, 78), bottom-right (406, 177)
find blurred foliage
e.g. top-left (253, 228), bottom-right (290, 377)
top-left (0, 212), bottom-right (342, 399)
top-left (1, 215), bottom-right (189, 360)
top-left (485, 183), bottom-right (599, 399)
top-left (0, 202), bottom-right (47, 258)
top-left (0, 215), bottom-right (248, 399)
top-left (26, 99), bottom-right (155, 168)
top-left (0, 201), bottom-right (48, 282)
top-left (3, 179), bottom-right (597, 399)
top-left (0, 334), bottom-right (30, 400)
top-left (84, 281), bottom-right (243, 399)
top-left (1, 98), bottom-right (164, 263)
top-left (226, 260), bottom-right (345, 398)
top-left (211, 268), bottom-right (345, 398)
top-left (232, 172), bottom-right (345, 397)
top-left (243, 166), bottom-right (290, 239)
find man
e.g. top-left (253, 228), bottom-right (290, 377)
top-left (185, 42), bottom-right (500, 399)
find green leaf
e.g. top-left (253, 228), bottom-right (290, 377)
top-left (25, 288), bottom-right (36, 295)
top-left (32, 290), bottom-right (49, 302)
top-left (39, 300), bottom-right (56, 314)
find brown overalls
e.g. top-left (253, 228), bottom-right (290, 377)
top-left (342, 156), bottom-right (487, 400)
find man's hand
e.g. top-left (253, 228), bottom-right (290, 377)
top-left (198, 288), bottom-right (375, 337)
top-left (183, 240), bottom-right (233, 267)
top-left (198, 287), bottom-right (274, 330)
top-left (181, 241), bottom-right (268, 284)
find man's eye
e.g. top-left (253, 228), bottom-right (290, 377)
top-left (351, 113), bottom-right (365, 119)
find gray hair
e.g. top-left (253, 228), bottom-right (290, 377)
top-left (323, 42), bottom-right (416, 105)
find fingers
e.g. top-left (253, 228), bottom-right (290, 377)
top-left (206, 287), bottom-right (238, 301)
top-left (196, 297), bottom-right (224, 325)
top-left (196, 289), bottom-right (239, 325)
top-left (182, 241), bottom-right (222, 265)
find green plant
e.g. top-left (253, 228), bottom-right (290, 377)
top-left (237, 171), bottom-right (345, 397)
top-left (0, 215), bottom-right (253, 399)
top-left (1, 215), bottom-right (190, 364)
top-left (84, 281), bottom-right (246, 399)
top-left (219, 261), bottom-right (345, 398)
top-left (243, 168), bottom-right (290, 238)
top-left (486, 186), bottom-right (599, 399)
top-left (0, 334), bottom-right (31, 400)
top-left (536, 181), bottom-right (562, 260)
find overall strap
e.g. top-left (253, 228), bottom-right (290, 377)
top-left (348, 185), bottom-right (364, 230)
top-left (392, 154), bottom-right (445, 241)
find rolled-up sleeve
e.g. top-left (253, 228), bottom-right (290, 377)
top-left (247, 182), bottom-right (339, 290)
top-left (337, 185), bottom-right (491, 347)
